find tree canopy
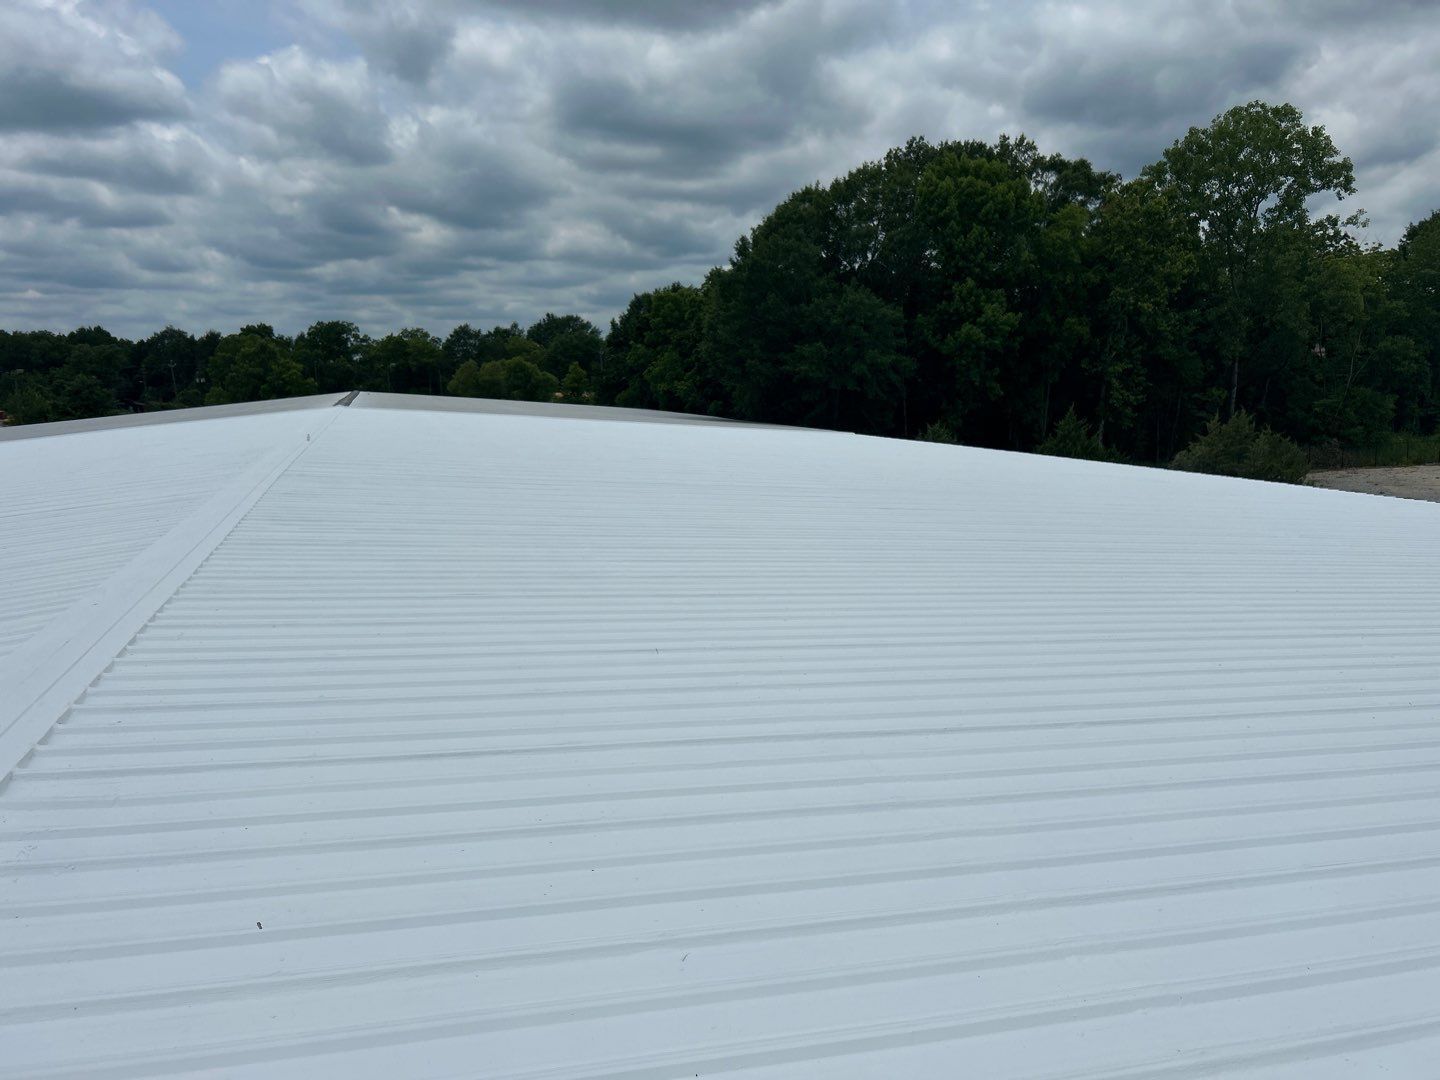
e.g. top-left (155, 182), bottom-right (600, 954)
top-left (3, 102), bottom-right (1435, 483)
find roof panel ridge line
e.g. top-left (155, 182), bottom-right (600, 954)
top-left (0, 409), bottom-right (347, 780)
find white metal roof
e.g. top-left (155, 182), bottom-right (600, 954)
top-left (3, 393), bottom-right (1440, 1078)
top-left (0, 400), bottom-right (342, 662)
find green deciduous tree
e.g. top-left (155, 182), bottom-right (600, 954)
top-left (294, 321), bottom-right (371, 392)
top-left (53, 372), bottom-right (123, 419)
top-left (1390, 210), bottom-right (1440, 430)
top-left (0, 376), bottom-right (56, 424)
top-left (367, 328), bottom-right (444, 395)
top-left (1143, 101), bottom-right (1358, 418)
top-left (1087, 178), bottom-right (1200, 457)
top-left (913, 153), bottom-right (1042, 441)
top-left (527, 313), bottom-right (604, 378)
top-left (135, 327), bottom-right (200, 403)
top-left (560, 362), bottom-right (591, 403)
top-left (442, 324), bottom-right (486, 368)
top-left (447, 356), bottom-right (558, 402)
top-left (601, 282), bottom-right (717, 413)
top-left (708, 187), bottom-right (909, 433)
top-left (204, 331), bottom-right (316, 405)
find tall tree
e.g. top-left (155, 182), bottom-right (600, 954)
top-left (294, 321), bottom-right (371, 392)
top-left (204, 331), bottom-right (316, 405)
top-left (1142, 101), bottom-right (1358, 417)
top-left (367, 328), bottom-right (443, 394)
top-left (709, 187), bottom-right (909, 433)
top-left (1390, 210), bottom-right (1440, 431)
top-left (1087, 179), bottom-right (1201, 456)
top-left (135, 327), bottom-right (200, 402)
top-left (912, 153), bottom-right (1041, 443)
top-left (601, 282), bottom-right (715, 413)
top-left (528, 314), bottom-right (604, 379)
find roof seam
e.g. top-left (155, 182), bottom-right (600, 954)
top-left (0, 409), bottom-right (345, 780)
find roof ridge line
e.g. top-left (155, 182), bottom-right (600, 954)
top-left (0, 409), bottom-right (345, 780)
top-left (0, 393), bottom-right (348, 443)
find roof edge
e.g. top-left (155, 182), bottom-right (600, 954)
top-left (0, 389), bottom-right (790, 443)
top-left (0, 393), bottom-right (348, 443)
top-left (351, 391), bottom-right (773, 428)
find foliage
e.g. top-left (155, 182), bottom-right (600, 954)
top-left (293, 321), bottom-right (371, 392)
top-left (1037, 406), bottom-right (1122, 462)
top-left (367, 329), bottom-right (444, 395)
top-left (1172, 411), bottom-right (1310, 483)
top-left (203, 331), bottom-right (316, 406)
top-left (560, 362), bottom-right (591, 403)
top-left (447, 356), bottom-right (558, 402)
top-left (446, 360), bottom-right (484, 398)
top-left (2, 100), bottom-right (1436, 483)
top-left (1307, 431), bottom-right (1440, 470)
top-left (707, 186), bottom-right (910, 434)
top-left (1391, 211), bottom-right (1440, 430)
top-left (599, 282), bottom-right (713, 413)
top-left (527, 313), bottom-right (605, 378)
top-left (1142, 101), bottom-right (1359, 420)
top-left (1086, 178), bottom-right (1198, 452)
top-left (0, 378), bottom-right (56, 424)
top-left (920, 420), bottom-right (958, 444)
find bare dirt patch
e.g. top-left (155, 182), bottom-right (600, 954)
top-left (1307, 464), bottom-right (1440, 504)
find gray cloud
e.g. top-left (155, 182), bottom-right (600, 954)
top-left (377, 123), bottom-right (554, 229)
top-left (549, 1), bottom-right (888, 179)
top-left (215, 47), bottom-right (393, 165)
top-left (0, 173), bottom-right (172, 228)
top-left (10, 128), bottom-right (213, 195)
top-left (553, 73), bottom-right (802, 170)
top-left (0, 0), bottom-right (1435, 339)
top-left (0, 1), bottom-right (187, 132)
top-left (0, 67), bottom-right (185, 133)
top-left (299, 1), bottom-right (456, 83)
top-left (1021, 37), bottom-right (1302, 132)
top-left (1250, 0), bottom-right (1439, 26)
top-left (453, 0), bottom-right (782, 31)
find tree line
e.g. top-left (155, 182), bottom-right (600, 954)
top-left (0, 314), bottom-right (602, 424)
top-left (3, 102), bottom-right (1436, 480)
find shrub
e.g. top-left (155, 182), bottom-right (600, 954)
top-left (1307, 431), bottom-right (1440, 470)
top-left (920, 420), bottom-right (958, 444)
top-left (1172, 411), bottom-right (1309, 483)
top-left (1037, 406), bottom-right (1121, 462)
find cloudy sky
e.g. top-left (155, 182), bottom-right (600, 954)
top-left (1, 0), bottom-right (1436, 339)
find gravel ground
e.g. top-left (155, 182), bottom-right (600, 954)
top-left (1307, 464), bottom-right (1440, 503)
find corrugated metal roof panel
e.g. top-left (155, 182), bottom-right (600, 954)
top-left (3, 400), bottom-right (1440, 1077)
top-left (0, 406), bottom-right (334, 662)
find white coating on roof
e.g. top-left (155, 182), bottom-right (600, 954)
top-left (0, 406), bottom-right (333, 662)
top-left (2, 397), bottom-right (1440, 1078)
